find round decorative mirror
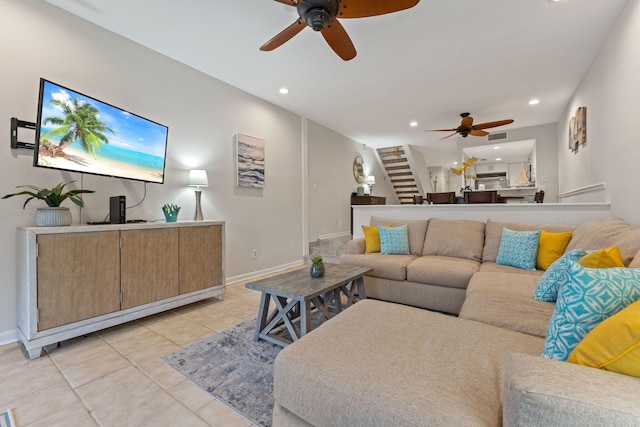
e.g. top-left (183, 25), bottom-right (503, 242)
top-left (353, 156), bottom-right (365, 183)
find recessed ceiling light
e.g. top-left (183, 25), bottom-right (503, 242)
top-left (279, 87), bottom-right (290, 95)
top-left (453, 161), bottom-right (458, 165)
top-left (495, 157), bottom-right (502, 161)
top-left (493, 146), bottom-right (500, 150)
top-left (529, 98), bottom-right (540, 105)
top-left (409, 121), bottom-right (418, 127)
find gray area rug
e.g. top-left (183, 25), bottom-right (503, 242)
top-left (162, 319), bottom-right (282, 427)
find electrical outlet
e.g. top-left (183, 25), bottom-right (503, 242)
top-left (541, 176), bottom-right (550, 182)
top-left (252, 249), bottom-right (258, 258)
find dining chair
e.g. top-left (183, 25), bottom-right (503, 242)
top-left (464, 190), bottom-right (498, 204)
top-left (534, 190), bottom-right (545, 203)
top-left (413, 195), bottom-right (424, 204)
top-left (426, 192), bottom-right (456, 204)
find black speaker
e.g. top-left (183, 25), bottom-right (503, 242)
top-left (110, 196), bottom-right (126, 224)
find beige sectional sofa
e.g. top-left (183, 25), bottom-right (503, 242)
top-left (272, 217), bottom-right (640, 426)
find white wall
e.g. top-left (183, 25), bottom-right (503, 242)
top-left (307, 121), bottom-right (396, 241)
top-left (556, 0), bottom-right (639, 225)
top-left (0, 0), bottom-right (310, 342)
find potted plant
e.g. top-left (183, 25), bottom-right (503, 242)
top-left (310, 255), bottom-right (325, 278)
top-left (2, 181), bottom-right (95, 226)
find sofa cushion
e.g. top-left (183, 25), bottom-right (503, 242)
top-left (370, 216), bottom-right (428, 257)
top-left (537, 230), bottom-right (573, 270)
top-left (542, 262), bottom-right (640, 361)
top-left (378, 225), bottom-right (410, 255)
top-left (421, 218), bottom-right (485, 261)
top-left (495, 228), bottom-right (541, 270)
top-left (479, 262), bottom-right (544, 277)
top-left (578, 246), bottom-right (625, 268)
top-left (568, 300), bottom-right (640, 377)
top-left (362, 225), bottom-right (381, 253)
top-left (274, 299), bottom-right (544, 427)
top-left (504, 353), bottom-right (640, 427)
top-left (339, 253), bottom-right (416, 281)
top-left (406, 255), bottom-right (480, 289)
top-left (565, 217), bottom-right (640, 266)
top-left (534, 249), bottom-right (587, 302)
top-left (483, 220), bottom-right (575, 262)
top-left (460, 272), bottom-right (554, 338)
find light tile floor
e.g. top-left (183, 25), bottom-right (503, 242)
top-left (0, 269), bottom-right (296, 427)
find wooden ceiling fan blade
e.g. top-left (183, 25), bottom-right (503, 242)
top-left (321, 20), bottom-right (356, 60)
top-left (470, 130), bottom-right (489, 137)
top-left (461, 116), bottom-right (473, 129)
top-left (424, 128), bottom-right (456, 132)
top-left (260, 19), bottom-right (306, 51)
top-left (441, 131), bottom-right (459, 140)
top-left (338, 0), bottom-right (420, 18)
top-left (272, 0), bottom-right (297, 6)
top-left (473, 119), bottom-right (514, 130)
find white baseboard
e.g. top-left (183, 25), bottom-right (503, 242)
top-left (0, 329), bottom-right (18, 346)
top-left (226, 260), bottom-right (304, 285)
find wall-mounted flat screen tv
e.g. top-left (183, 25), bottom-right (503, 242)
top-left (33, 78), bottom-right (169, 184)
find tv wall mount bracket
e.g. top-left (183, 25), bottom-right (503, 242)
top-left (10, 117), bottom-right (35, 149)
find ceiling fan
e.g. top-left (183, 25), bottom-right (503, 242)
top-left (426, 113), bottom-right (514, 139)
top-left (260, 0), bottom-right (420, 61)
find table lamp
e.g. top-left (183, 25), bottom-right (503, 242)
top-left (365, 175), bottom-right (376, 195)
top-left (188, 169), bottom-right (209, 220)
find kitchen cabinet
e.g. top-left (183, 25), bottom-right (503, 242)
top-left (474, 163), bottom-right (507, 174)
top-left (17, 221), bottom-right (225, 359)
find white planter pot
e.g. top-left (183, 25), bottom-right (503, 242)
top-left (35, 207), bottom-right (72, 227)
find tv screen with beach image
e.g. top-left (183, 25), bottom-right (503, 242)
top-left (34, 79), bottom-right (168, 184)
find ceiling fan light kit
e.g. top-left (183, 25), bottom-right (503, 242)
top-left (261, 0), bottom-right (421, 61)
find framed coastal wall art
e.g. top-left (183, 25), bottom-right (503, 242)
top-left (569, 106), bottom-right (587, 153)
top-left (235, 133), bottom-right (265, 188)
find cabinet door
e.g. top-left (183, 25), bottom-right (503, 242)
top-left (37, 231), bottom-right (120, 331)
top-left (120, 228), bottom-right (179, 309)
top-left (179, 225), bottom-right (223, 294)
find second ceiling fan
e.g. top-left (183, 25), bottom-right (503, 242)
top-left (260, 0), bottom-right (420, 61)
top-left (426, 113), bottom-right (514, 139)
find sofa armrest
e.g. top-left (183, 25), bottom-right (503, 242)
top-left (346, 238), bottom-right (366, 254)
top-left (504, 353), bottom-right (640, 427)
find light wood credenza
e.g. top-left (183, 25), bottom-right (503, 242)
top-left (16, 220), bottom-right (225, 359)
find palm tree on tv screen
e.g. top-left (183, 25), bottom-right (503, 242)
top-left (41, 97), bottom-right (114, 158)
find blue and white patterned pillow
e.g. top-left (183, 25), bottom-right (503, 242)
top-left (534, 249), bottom-right (587, 302)
top-left (542, 261), bottom-right (640, 360)
top-left (495, 228), bottom-right (541, 270)
top-left (378, 225), bottom-right (410, 255)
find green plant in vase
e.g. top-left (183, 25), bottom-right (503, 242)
top-left (162, 203), bottom-right (181, 222)
top-left (2, 181), bottom-right (94, 226)
top-left (310, 255), bottom-right (325, 278)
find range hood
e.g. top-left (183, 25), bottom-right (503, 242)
top-left (476, 172), bottom-right (507, 179)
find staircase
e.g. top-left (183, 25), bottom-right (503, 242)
top-left (377, 146), bottom-right (420, 204)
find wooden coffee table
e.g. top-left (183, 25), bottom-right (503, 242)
top-left (246, 264), bottom-right (371, 347)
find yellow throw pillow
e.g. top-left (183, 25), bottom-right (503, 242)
top-left (578, 246), bottom-right (625, 268)
top-left (536, 230), bottom-right (573, 270)
top-left (362, 225), bottom-right (381, 253)
top-left (567, 300), bottom-right (640, 378)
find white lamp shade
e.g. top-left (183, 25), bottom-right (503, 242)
top-left (188, 169), bottom-right (209, 187)
top-left (365, 175), bottom-right (376, 185)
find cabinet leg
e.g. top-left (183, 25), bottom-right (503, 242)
top-left (26, 346), bottom-right (43, 360)
top-left (217, 294), bottom-right (224, 301)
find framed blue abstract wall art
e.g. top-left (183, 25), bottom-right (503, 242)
top-left (235, 133), bottom-right (265, 188)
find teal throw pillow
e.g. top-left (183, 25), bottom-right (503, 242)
top-left (378, 225), bottom-right (410, 255)
top-left (542, 262), bottom-right (640, 361)
top-left (534, 249), bottom-right (587, 302)
top-left (495, 228), bottom-right (541, 271)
